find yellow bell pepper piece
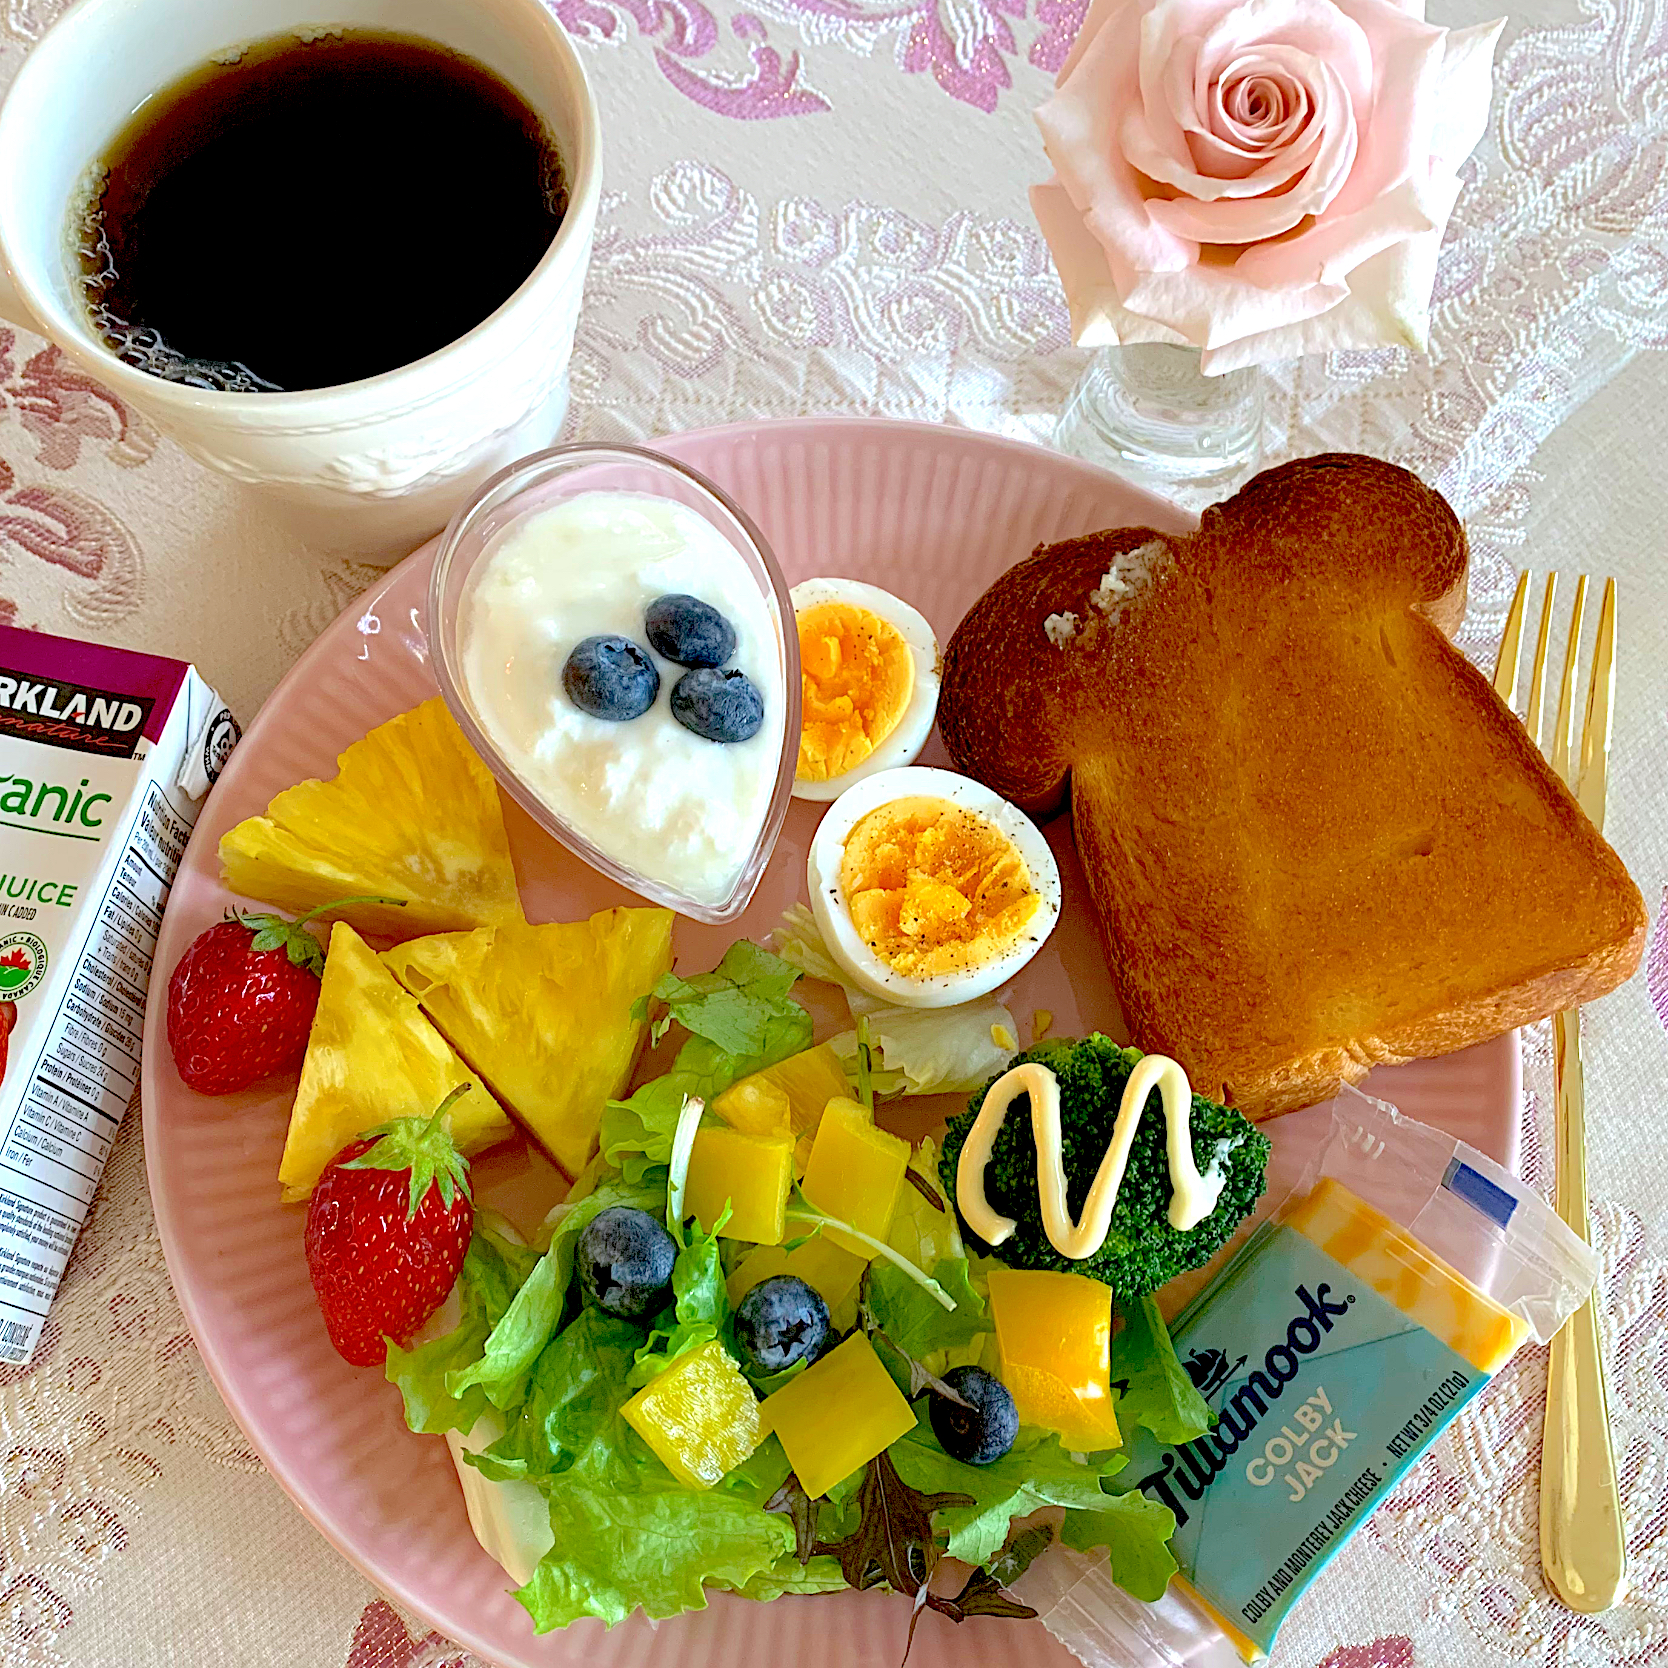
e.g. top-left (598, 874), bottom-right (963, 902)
top-left (684, 1124), bottom-right (794, 1245)
top-left (759, 1333), bottom-right (916, 1499)
top-left (621, 1339), bottom-right (761, 1488)
top-left (801, 1097), bottom-right (910, 1256)
top-left (770, 1043), bottom-right (852, 1136)
top-left (987, 1268), bottom-right (1121, 1452)
top-left (711, 1075), bottom-right (793, 1138)
top-left (713, 1040), bottom-right (854, 1147)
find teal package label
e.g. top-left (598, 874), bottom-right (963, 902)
top-left (1117, 1222), bottom-right (1490, 1652)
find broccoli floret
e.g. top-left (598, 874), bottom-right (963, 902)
top-left (938, 1035), bottom-right (1270, 1302)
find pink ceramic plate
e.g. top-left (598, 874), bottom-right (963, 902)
top-left (142, 419), bottom-right (1519, 1668)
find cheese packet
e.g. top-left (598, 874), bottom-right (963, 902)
top-left (0, 626), bottom-right (234, 1364)
top-left (1018, 1084), bottom-right (1598, 1665)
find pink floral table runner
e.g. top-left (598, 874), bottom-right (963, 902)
top-left (0, 0), bottom-right (1664, 1662)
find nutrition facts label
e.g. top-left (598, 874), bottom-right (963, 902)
top-left (0, 782), bottom-right (189, 1359)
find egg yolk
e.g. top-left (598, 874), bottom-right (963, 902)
top-left (796, 602), bottom-right (914, 783)
top-left (839, 796), bottom-right (1040, 980)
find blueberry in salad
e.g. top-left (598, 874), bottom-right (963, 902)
top-left (733, 1274), bottom-right (830, 1374)
top-left (562, 635), bottom-right (660, 721)
top-left (577, 1205), bottom-right (677, 1319)
top-left (928, 1364), bottom-right (1018, 1465)
top-left (670, 667), bottom-right (764, 744)
top-left (645, 594), bottom-right (737, 669)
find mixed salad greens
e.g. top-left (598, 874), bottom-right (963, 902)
top-left (387, 939), bottom-right (1243, 1640)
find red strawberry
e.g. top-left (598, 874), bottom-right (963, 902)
top-left (166, 907), bottom-right (329, 1093)
top-left (304, 1092), bottom-right (474, 1367)
top-left (166, 895), bottom-right (398, 1094)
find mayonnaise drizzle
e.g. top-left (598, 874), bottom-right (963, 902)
top-left (955, 1055), bottom-right (1224, 1258)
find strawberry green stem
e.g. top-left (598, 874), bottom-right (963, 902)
top-left (426, 1083), bottom-right (473, 1137)
top-left (234, 895), bottom-right (409, 977)
top-left (294, 894), bottom-right (408, 929)
top-left (346, 1084), bottom-right (475, 1217)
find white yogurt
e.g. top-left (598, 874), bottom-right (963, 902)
top-left (459, 490), bottom-right (785, 906)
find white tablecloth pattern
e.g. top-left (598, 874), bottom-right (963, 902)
top-left (0, 0), bottom-right (1664, 1662)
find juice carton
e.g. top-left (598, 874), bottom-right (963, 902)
top-left (0, 625), bottom-right (233, 1364)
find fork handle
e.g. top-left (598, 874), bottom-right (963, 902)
top-left (1539, 1007), bottom-right (1626, 1612)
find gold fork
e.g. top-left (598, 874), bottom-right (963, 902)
top-left (1493, 571), bottom-right (1625, 1614)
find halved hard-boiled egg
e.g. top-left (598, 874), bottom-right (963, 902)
top-left (808, 766), bottom-right (1061, 1007)
top-left (791, 578), bottom-right (940, 802)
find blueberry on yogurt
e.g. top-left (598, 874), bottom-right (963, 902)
top-left (562, 634), bottom-right (659, 721)
top-left (670, 667), bottom-right (764, 744)
top-left (645, 594), bottom-right (737, 669)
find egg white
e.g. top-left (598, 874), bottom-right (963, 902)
top-left (790, 577), bottom-right (941, 803)
top-left (807, 765), bottom-right (1062, 1008)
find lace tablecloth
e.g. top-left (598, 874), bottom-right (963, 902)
top-left (1, 0), bottom-right (1664, 1662)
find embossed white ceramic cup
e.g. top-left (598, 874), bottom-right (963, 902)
top-left (0, 0), bottom-right (601, 552)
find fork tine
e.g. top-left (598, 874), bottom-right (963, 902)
top-left (1494, 571), bottom-right (1529, 703)
top-left (1526, 573), bottom-right (1558, 750)
top-left (1576, 579), bottom-right (1616, 834)
top-left (1551, 576), bottom-right (1588, 789)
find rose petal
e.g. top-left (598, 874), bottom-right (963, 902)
top-left (1031, 179), bottom-right (1128, 345)
top-left (1144, 53), bottom-right (1359, 236)
top-left (1128, 44), bottom-right (1328, 198)
top-left (1232, 173), bottom-right (1435, 286)
top-left (1041, 15), bottom-right (1194, 276)
top-left (1215, 65), bottom-right (1310, 150)
top-left (1322, 0), bottom-right (1447, 213)
top-left (1032, 179), bottom-right (1198, 346)
top-left (1056, 0), bottom-right (1152, 83)
top-left (1193, 0), bottom-right (1374, 113)
top-left (1130, 0), bottom-right (1250, 184)
top-left (1121, 259), bottom-right (1347, 348)
top-left (1426, 18), bottom-right (1505, 172)
top-left (1185, 49), bottom-right (1323, 177)
top-left (1150, 118), bottom-right (1355, 238)
top-left (1196, 219), bottom-right (1446, 371)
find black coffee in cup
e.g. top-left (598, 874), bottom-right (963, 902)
top-left (71, 29), bottom-right (568, 393)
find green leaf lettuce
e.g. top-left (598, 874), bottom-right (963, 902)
top-left (514, 1423), bottom-right (794, 1630)
top-left (385, 1223), bottom-right (540, 1436)
top-left (1059, 1490), bottom-right (1179, 1603)
top-left (888, 1414), bottom-right (1125, 1566)
top-left (449, 1175), bottom-right (664, 1412)
top-left (1112, 1294), bottom-right (1212, 1445)
top-left (628, 1218), bottom-right (729, 1388)
top-left (463, 1307), bottom-right (641, 1483)
top-left (601, 942), bottom-right (811, 1176)
top-left (866, 1255), bottom-right (989, 1362)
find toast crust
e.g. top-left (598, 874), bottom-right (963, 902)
top-left (939, 455), bottom-right (1646, 1119)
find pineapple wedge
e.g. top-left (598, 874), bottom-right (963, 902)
top-left (279, 922), bottom-right (511, 1201)
top-left (220, 697), bottom-right (523, 940)
top-left (381, 909), bottom-right (674, 1177)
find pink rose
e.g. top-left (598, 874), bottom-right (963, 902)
top-left (1032, 0), bottom-right (1503, 372)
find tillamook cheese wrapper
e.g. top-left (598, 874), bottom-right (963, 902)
top-left (0, 625), bottom-right (234, 1364)
top-left (1019, 1087), bottom-right (1597, 1664)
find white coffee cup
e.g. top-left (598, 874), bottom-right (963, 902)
top-left (0, 0), bottom-right (601, 552)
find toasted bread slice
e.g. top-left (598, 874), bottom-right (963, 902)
top-left (939, 454), bottom-right (1646, 1118)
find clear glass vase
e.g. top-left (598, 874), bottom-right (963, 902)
top-left (1054, 342), bottom-right (1263, 493)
